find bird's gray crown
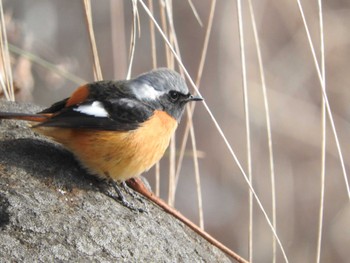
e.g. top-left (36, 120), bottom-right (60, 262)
top-left (129, 68), bottom-right (189, 101)
top-left (127, 68), bottom-right (201, 122)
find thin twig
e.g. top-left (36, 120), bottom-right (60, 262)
top-left (9, 44), bottom-right (86, 85)
top-left (82, 0), bottom-right (103, 81)
top-left (158, 1), bottom-right (177, 207)
top-left (316, 0), bottom-right (326, 262)
top-left (247, 0), bottom-right (277, 262)
top-left (168, 133), bottom-right (176, 205)
top-left (174, 0), bottom-right (216, 190)
top-left (126, 178), bottom-right (249, 263)
top-left (147, 0), bottom-right (160, 196)
top-left (139, 1), bottom-right (289, 261)
top-left (126, 0), bottom-right (139, 80)
top-left (296, 0), bottom-right (350, 199)
top-left (162, 0), bottom-right (205, 228)
top-left (0, 0), bottom-right (14, 101)
top-left (236, 0), bottom-right (253, 261)
top-left (110, 0), bottom-right (128, 79)
top-left (187, 106), bottom-right (204, 229)
top-left (155, 162), bottom-right (160, 196)
top-left (187, 0), bottom-right (203, 26)
top-left (148, 0), bottom-right (157, 69)
top-left (159, 0), bottom-right (171, 68)
top-left (158, 0), bottom-right (173, 205)
top-left (163, 1), bottom-right (183, 73)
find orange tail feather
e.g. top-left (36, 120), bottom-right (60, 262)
top-left (0, 112), bottom-right (51, 122)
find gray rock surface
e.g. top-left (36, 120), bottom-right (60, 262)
top-left (0, 100), bottom-right (230, 262)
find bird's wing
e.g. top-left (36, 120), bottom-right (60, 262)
top-left (39, 98), bottom-right (69, 114)
top-left (35, 98), bottom-right (154, 131)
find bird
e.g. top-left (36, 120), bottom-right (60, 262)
top-left (0, 68), bottom-right (203, 207)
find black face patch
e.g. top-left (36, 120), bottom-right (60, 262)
top-left (154, 92), bottom-right (188, 122)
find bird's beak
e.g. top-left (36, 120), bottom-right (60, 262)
top-left (187, 94), bottom-right (204, 102)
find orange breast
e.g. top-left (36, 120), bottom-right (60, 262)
top-left (34, 110), bottom-right (178, 181)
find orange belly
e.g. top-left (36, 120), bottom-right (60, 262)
top-left (34, 110), bottom-right (177, 181)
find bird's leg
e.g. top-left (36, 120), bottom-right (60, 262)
top-left (121, 181), bottom-right (142, 201)
top-left (121, 181), bottom-right (149, 211)
top-left (108, 180), bottom-right (146, 213)
top-left (120, 181), bottom-right (135, 196)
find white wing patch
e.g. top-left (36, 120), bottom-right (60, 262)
top-left (74, 101), bottom-right (109, 117)
top-left (133, 83), bottom-right (164, 100)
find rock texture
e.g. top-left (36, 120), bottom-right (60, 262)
top-left (0, 100), bottom-right (230, 262)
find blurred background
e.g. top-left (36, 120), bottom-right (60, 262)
top-left (2, 0), bottom-right (350, 262)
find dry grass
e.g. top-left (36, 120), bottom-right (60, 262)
top-left (2, 0), bottom-right (350, 262)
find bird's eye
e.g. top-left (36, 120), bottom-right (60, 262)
top-left (169, 90), bottom-right (180, 102)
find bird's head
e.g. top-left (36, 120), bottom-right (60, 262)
top-left (129, 68), bottom-right (203, 122)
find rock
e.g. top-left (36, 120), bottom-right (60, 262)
top-left (0, 100), bottom-right (230, 262)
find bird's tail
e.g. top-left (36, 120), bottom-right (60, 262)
top-left (0, 112), bottom-right (51, 122)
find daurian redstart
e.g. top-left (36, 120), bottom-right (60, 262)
top-left (0, 68), bottom-right (202, 202)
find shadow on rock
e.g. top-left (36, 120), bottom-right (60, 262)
top-left (0, 138), bottom-right (101, 192)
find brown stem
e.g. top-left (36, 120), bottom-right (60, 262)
top-left (126, 178), bottom-right (249, 263)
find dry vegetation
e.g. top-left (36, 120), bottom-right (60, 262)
top-left (1, 0), bottom-right (350, 262)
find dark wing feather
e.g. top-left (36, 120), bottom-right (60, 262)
top-left (35, 98), bottom-right (154, 131)
top-left (39, 98), bottom-right (69, 113)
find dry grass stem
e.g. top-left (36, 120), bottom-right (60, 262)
top-left (161, 1), bottom-right (203, 225)
top-left (126, 0), bottom-right (139, 80)
top-left (296, 0), bottom-right (350, 199)
top-left (160, 1), bottom-right (177, 207)
top-left (82, 0), bottom-right (103, 81)
top-left (9, 44), bottom-right (85, 85)
top-left (3, 2), bottom-right (350, 261)
top-left (247, 0), bottom-right (277, 261)
top-left (164, 2), bottom-right (183, 73)
top-left (0, 0), bottom-right (14, 101)
top-left (147, 0), bottom-right (161, 196)
top-left (316, 0), bottom-right (326, 262)
top-left (174, 0), bottom-right (216, 189)
top-left (187, 107), bottom-right (204, 229)
top-left (236, 0), bottom-right (253, 261)
top-left (168, 133), bottom-right (176, 205)
top-left (139, 1), bottom-right (289, 261)
top-left (110, 0), bottom-right (128, 79)
top-left (148, 0), bottom-right (158, 69)
top-left (159, 1), bottom-right (171, 69)
top-left (187, 0), bottom-right (203, 27)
